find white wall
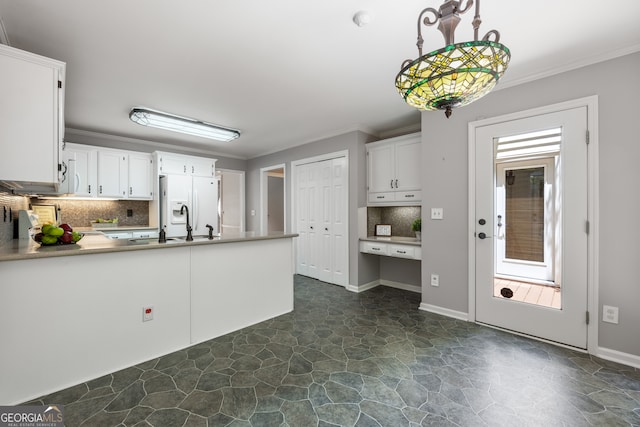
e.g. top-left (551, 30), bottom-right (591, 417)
top-left (420, 52), bottom-right (640, 358)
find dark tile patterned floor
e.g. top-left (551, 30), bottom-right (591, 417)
top-left (26, 275), bottom-right (640, 426)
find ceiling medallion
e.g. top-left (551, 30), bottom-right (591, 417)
top-left (395, 0), bottom-right (510, 118)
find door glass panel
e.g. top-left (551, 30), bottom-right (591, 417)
top-left (493, 133), bottom-right (560, 310)
top-left (505, 167), bottom-right (544, 262)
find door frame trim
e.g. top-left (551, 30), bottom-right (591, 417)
top-left (467, 95), bottom-right (599, 353)
top-left (259, 164), bottom-right (286, 234)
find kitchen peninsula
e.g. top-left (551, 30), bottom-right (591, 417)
top-left (0, 232), bottom-right (296, 405)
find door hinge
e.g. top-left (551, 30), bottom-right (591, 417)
top-left (585, 220), bottom-right (590, 235)
top-left (586, 130), bottom-right (590, 144)
top-left (58, 80), bottom-right (62, 89)
top-left (586, 311), bottom-right (590, 325)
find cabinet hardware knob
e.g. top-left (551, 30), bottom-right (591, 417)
top-left (405, 194), bottom-right (414, 198)
top-left (390, 180), bottom-right (394, 189)
top-left (395, 179), bottom-right (398, 188)
top-left (99, 185), bottom-right (102, 194)
top-left (129, 187), bottom-right (132, 195)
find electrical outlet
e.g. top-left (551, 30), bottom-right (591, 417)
top-left (431, 208), bottom-right (444, 220)
top-left (143, 306), bottom-right (154, 322)
top-left (431, 274), bottom-right (439, 287)
top-left (602, 305), bottom-right (619, 324)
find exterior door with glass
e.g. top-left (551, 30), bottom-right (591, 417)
top-left (474, 106), bottom-right (589, 349)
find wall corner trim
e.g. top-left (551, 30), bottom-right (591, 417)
top-left (419, 303), bottom-right (469, 321)
top-left (596, 347), bottom-right (640, 369)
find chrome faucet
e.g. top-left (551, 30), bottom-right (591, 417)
top-left (180, 204), bottom-right (193, 241)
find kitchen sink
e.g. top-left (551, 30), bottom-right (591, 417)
top-left (126, 235), bottom-right (220, 245)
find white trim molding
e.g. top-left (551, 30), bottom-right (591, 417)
top-left (380, 279), bottom-right (421, 294)
top-left (346, 280), bottom-right (379, 293)
top-left (596, 347), bottom-right (640, 370)
top-left (419, 303), bottom-right (469, 321)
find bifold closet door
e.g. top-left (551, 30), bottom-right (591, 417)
top-left (295, 157), bottom-right (348, 286)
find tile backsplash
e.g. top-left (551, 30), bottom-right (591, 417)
top-left (35, 199), bottom-right (150, 228)
top-left (0, 190), bottom-right (150, 244)
top-left (367, 206), bottom-right (421, 237)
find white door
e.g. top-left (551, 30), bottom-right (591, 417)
top-left (474, 106), bottom-right (589, 349)
top-left (294, 154), bottom-right (349, 286)
top-left (329, 157), bottom-right (348, 286)
top-left (295, 163), bottom-right (312, 277)
top-left (495, 158), bottom-right (555, 282)
top-left (219, 170), bottom-right (245, 234)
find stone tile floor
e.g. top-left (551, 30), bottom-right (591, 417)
top-left (27, 275), bottom-right (640, 426)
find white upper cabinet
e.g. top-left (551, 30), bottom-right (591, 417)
top-left (128, 152), bottom-right (154, 199)
top-left (366, 133), bottom-right (421, 205)
top-left (97, 149), bottom-right (128, 198)
top-left (63, 144), bottom-right (152, 200)
top-left (155, 152), bottom-right (216, 177)
top-left (63, 143), bottom-right (97, 197)
top-left (0, 45), bottom-right (65, 191)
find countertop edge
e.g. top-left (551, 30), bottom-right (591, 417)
top-left (0, 233), bottom-right (299, 262)
top-left (359, 236), bottom-right (422, 246)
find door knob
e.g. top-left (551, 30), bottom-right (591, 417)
top-left (478, 232), bottom-right (487, 239)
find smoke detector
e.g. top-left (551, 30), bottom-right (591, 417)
top-left (353, 11), bottom-right (371, 27)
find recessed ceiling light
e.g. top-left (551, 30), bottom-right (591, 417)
top-left (129, 107), bottom-right (240, 142)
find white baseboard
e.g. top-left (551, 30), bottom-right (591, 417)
top-left (596, 346), bottom-right (640, 369)
top-left (346, 279), bottom-right (421, 294)
top-left (380, 279), bottom-right (421, 293)
top-left (346, 280), bottom-right (379, 293)
top-left (419, 303), bottom-right (469, 321)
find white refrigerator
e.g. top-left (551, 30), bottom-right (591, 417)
top-left (159, 174), bottom-right (219, 238)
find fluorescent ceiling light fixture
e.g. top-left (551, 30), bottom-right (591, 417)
top-left (129, 107), bottom-right (240, 142)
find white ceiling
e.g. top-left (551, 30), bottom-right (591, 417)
top-left (1, 1), bottom-right (639, 159)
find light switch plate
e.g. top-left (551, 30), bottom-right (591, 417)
top-left (431, 208), bottom-right (444, 220)
top-left (602, 305), bottom-right (619, 324)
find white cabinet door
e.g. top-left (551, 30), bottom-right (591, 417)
top-left (157, 153), bottom-right (187, 175)
top-left (128, 153), bottom-right (153, 199)
top-left (395, 139), bottom-right (421, 191)
top-left (367, 144), bottom-right (395, 193)
top-left (64, 143), bottom-right (97, 197)
top-left (0, 45), bottom-right (64, 186)
top-left (190, 157), bottom-right (215, 177)
top-left (98, 150), bottom-right (127, 198)
top-left (366, 133), bottom-right (422, 205)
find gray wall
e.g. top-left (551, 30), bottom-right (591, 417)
top-left (246, 131), bottom-right (379, 287)
top-left (421, 52), bottom-right (640, 357)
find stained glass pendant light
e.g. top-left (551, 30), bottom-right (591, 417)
top-left (395, 0), bottom-right (510, 118)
